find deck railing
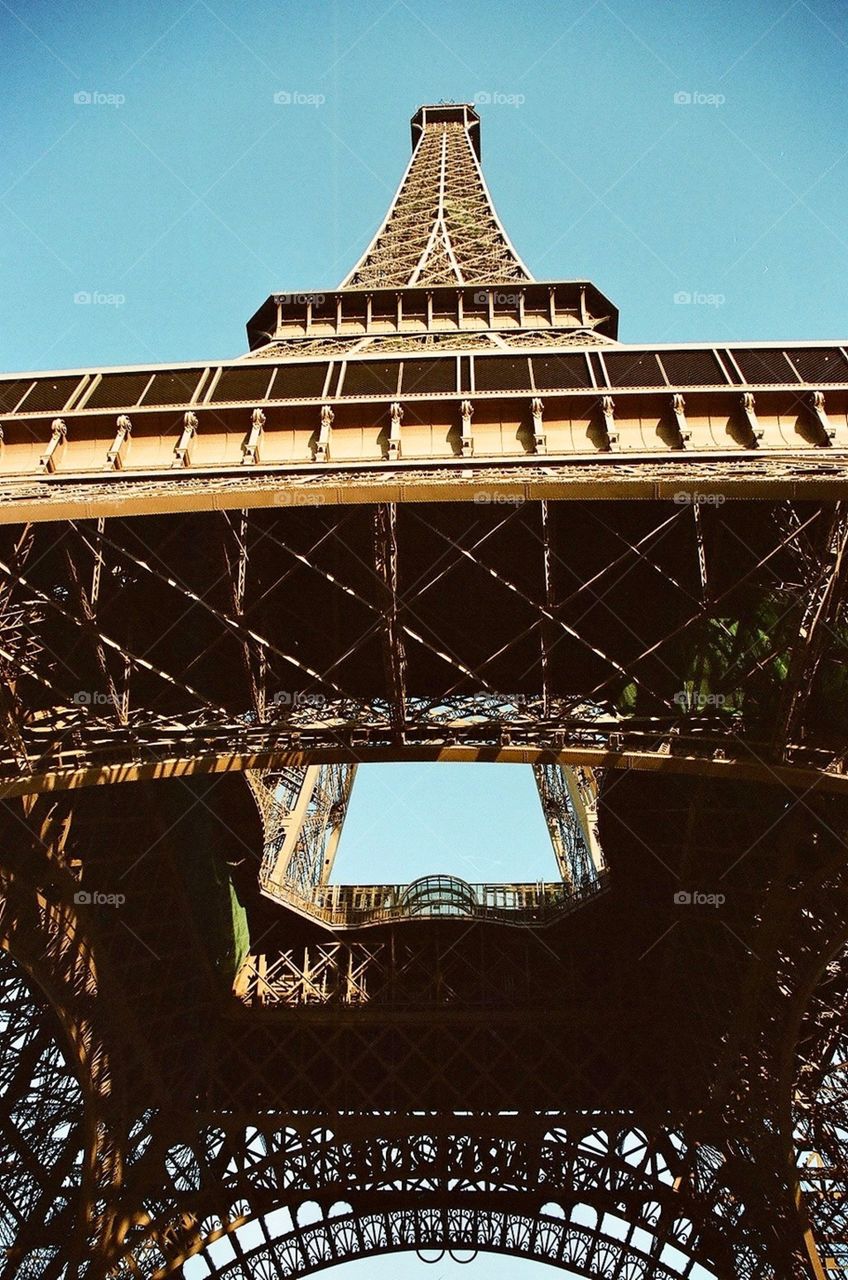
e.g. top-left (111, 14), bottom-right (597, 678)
top-left (259, 869), bottom-right (609, 929)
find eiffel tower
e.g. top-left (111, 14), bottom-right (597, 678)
top-left (2, 100), bottom-right (848, 1279)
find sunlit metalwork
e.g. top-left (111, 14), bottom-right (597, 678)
top-left (0, 102), bottom-right (846, 1279)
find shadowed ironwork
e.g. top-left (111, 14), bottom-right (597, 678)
top-left (0, 102), bottom-right (846, 1280)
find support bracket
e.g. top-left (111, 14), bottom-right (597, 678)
top-left (809, 391), bottom-right (836, 445)
top-left (172, 412), bottom-right (199, 468)
top-left (601, 396), bottom-right (618, 451)
top-left (38, 419), bottom-right (67, 474)
top-left (460, 399), bottom-right (474, 458)
top-left (388, 402), bottom-right (403, 461)
top-left (105, 415), bottom-right (132, 471)
top-left (316, 405), bottom-right (333, 462)
top-left (740, 392), bottom-right (763, 446)
top-left (531, 397), bottom-right (546, 455)
top-left (672, 393), bottom-right (691, 447)
top-left (242, 409), bottom-right (265, 465)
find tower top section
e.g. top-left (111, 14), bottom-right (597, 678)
top-left (410, 103), bottom-right (481, 158)
top-left (245, 103), bottom-right (618, 351)
top-left (340, 102), bottom-right (533, 290)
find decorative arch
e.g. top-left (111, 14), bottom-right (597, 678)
top-left (109, 1115), bottom-right (749, 1278)
top-left (0, 947), bottom-right (88, 1280)
top-left (168, 1204), bottom-right (704, 1280)
top-left (0, 797), bottom-right (126, 1278)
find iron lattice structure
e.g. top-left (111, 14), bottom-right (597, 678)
top-left (340, 104), bottom-right (532, 288)
top-left (1, 102), bottom-right (848, 1278)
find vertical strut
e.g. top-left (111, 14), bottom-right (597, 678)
top-left (0, 524), bottom-right (36, 770)
top-left (533, 763), bottom-right (604, 889)
top-left (539, 500), bottom-right (555, 719)
top-left (373, 503), bottom-right (407, 742)
top-left (692, 502), bottom-right (709, 605)
top-left (776, 504), bottom-right (848, 757)
top-left (64, 534), bottom-right (125, 726)
top-left (223, 509), bottom-right (266, 720)
top-left (251, 763), bottom-right (358, 903)
top-left (90, 517), bottom-right (106, 610)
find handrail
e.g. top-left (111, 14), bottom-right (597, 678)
top-left (258, 870), bottom-right (610, 929)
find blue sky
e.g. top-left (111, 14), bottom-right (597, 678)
top-left (3, 0), bottom-right (848, 376)
top-left (3, 1), bottom-right (845, 1275)
top-left (338, 763), bottom-right (558, 883)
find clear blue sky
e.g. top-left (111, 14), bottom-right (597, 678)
top-left (3, 2), bottom-right (845, 1275)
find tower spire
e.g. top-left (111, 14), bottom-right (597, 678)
top-left (340, 103), bottom-right (533, 289)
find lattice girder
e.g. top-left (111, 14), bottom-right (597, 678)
top-left (0, 796), bottom-right (134, 1278)
top-left (1, 95), bottom-right (848, 1280)
top-left (342, 104), bottom-right (532, 289)
top-left (1, 499), bottom-right (846, 797)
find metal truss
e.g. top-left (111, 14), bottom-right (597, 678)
top-left (0, 498), bottom-right (846, 800)
top-left (115, 1116), bottom-right (735, 1280)
top-left (2, 354), bottom-right (847, 489)
top-left (341, 104), bottom-right (531, 288)
top-left (782, 864), bottom-right (848, 1275)
top-left (245, 325), bottom-right (615, 361)
top-left (0, 949), bottom-right (86, 1279)
top-left (234, 884), bottom-right (622, 1002)
top-left (0, 797), bottom-right (130, 1279)
top-left (96, 1098), bottom-right (826, 1279)
top-left (2, 505), bottom-right (847, 1274)
top-left (2, 97), bottom-right (848, 1280)
top-left (533, 763), bottom-right (605, 889)
top-left (246, 662), bottom-right (604, 925)
top-left (251, 764), bottom-right (357, 898)
top-left (0, 770), bottom-right (831, 1277)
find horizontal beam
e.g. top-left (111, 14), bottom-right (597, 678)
top-left (2, 740), bottom-right (847, 799)
top-left (3, 454), bottom-right (848, 524)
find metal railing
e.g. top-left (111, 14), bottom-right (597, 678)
top-left (259, 869), bottom-right (610, 929)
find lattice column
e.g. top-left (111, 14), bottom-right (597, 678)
top-left (342, 104), bottom-right (532, 287)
